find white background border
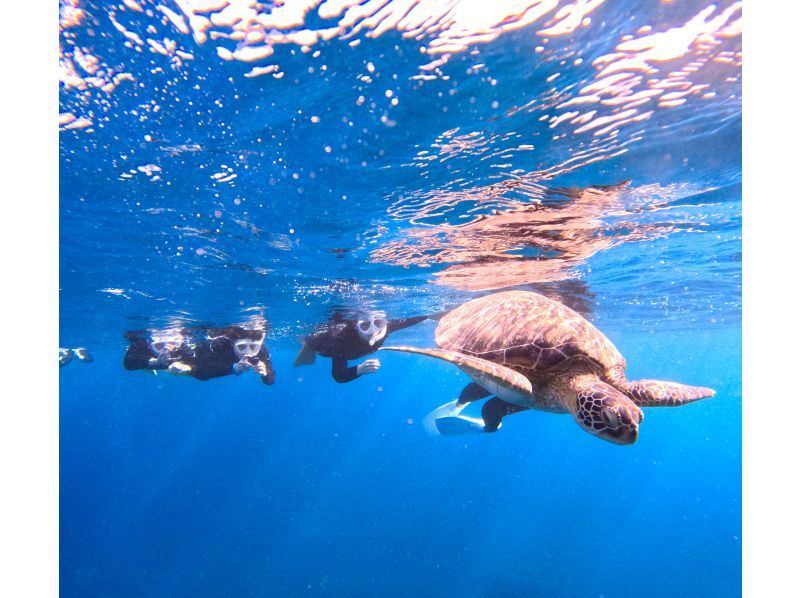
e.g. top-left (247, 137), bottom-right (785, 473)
top-left (0, 1), bottom-right (58, 595)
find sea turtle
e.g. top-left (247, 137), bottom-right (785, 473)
top-left (382, 291), bottom-right (714, 444)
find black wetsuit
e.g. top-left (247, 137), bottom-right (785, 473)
top-left (184, 332), bottom-right (275, 385)
top-left (302, 315), bottom-right (428, 383)
top-left (123, 327), bottom-right (275, 385)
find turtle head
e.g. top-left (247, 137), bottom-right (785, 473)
top-left (575, 385), bottom-right (643, 445)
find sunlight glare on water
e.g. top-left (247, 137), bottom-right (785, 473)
top-left (60, 0), bottom-right (740, 338)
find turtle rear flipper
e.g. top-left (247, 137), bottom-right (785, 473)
top-left (622, 380), bottom-right (715, 407)
top-left (481, 397), bottom-right (529, 432)
top-left (293, 341), bottom-right (317, 366)
top-left (380, 346), bottom-right (532, 405)
top-left (424, 397), bottom-right (528, 437)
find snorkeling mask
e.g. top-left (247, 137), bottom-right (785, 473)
top-left (234, 338), bottom-right (263, 360)
top-left (149, 333), bottom-right (184, 356)
top-left (356, 312), bottom-right (388, 346)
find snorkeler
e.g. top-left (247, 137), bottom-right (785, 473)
top-left (59, 347), bottom-right (93, 367)
top-left (293, 311), bottom-right (433, 383)
top-left (123, 328), bottom-right (193, 374)
top-left (123, 325), bottom-right (275, 385)
top-left (183, 326), bottom-right (276, 385)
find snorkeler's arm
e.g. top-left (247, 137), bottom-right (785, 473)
top-left (386, 315), bottom-right (429, 333)
top-left (426, 309), bottom-right (450, 321)
top-left (254, 346), bottom-right (276, 385)
top-left (331, 356), bottom-right (359, 383)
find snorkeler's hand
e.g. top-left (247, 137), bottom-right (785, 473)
top-left (253, 361), bottom-right (269, 376)
top-left (149, 353), bottom-right (170, 367)
top-left (257, 362), bottom-right (276, 385)
top-left (168, 361), bottom-right (192, 375)
top-left (356, 358), bottom-right (381, 376)
top-left (232, 360), bottom-right (251, 375)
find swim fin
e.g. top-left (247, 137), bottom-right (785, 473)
top-left (422, 400), bottom-right (487, 437)
top-left (293, 341), bottom-right (317, 366)
top-left (433, 415), bottom-right (487, 436)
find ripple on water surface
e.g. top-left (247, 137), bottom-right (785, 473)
top-left (59, 0), bottom-right (741, 341)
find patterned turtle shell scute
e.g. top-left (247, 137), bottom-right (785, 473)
top-left (434, 291), bottom-right (625, 373)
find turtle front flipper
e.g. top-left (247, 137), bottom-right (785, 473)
top-left (621, 379), bottom-right (715, 407)
top-left (380, 346), bottom-right (532, 404)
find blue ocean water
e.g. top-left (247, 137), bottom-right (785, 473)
top-left (60, 1), bottom-right (741, 596)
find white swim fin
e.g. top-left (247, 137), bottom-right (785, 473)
top-left (434, 415), bottom-right (487, 436)
top-left (422, 400), bottom-right (464, 436)
top-left (423, 400), bottom-right (488, 437)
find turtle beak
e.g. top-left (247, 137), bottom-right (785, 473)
top-left (605, 425), bottom-right (639, 445)
top-left (600, 404), bottom-right (641, 445)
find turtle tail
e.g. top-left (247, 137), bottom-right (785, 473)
top-left (607, 366), bottom-right (715, 407)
